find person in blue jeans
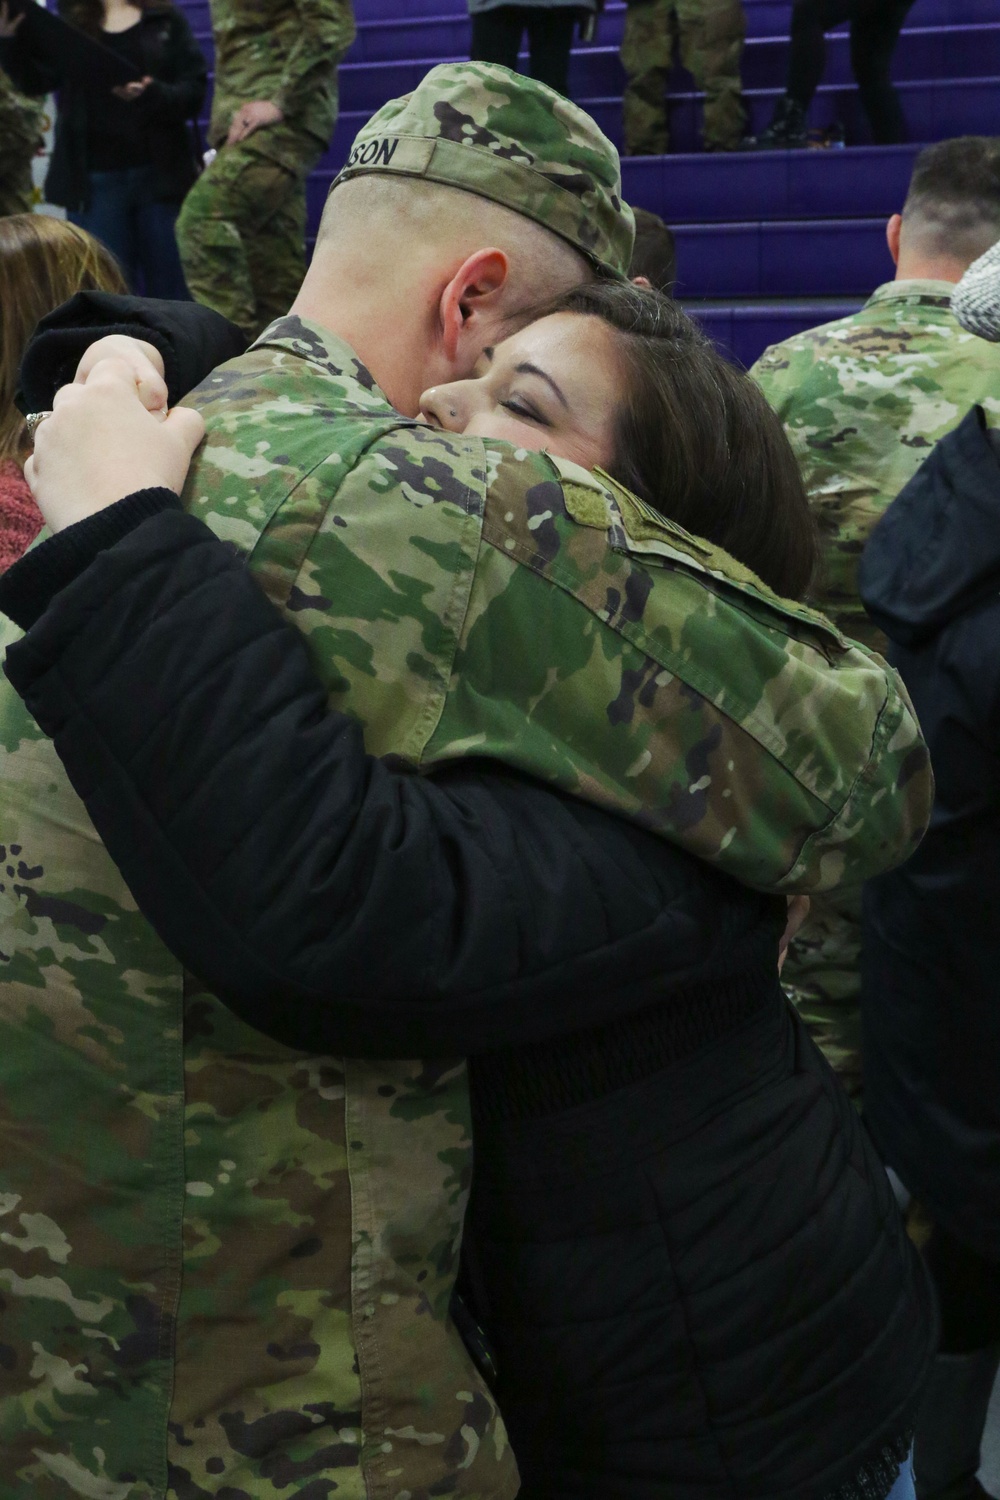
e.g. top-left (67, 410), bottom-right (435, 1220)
top-left (0, 0), bottom-right (205, 297)
top-left (889, 1455), bottom-right (918, 1500)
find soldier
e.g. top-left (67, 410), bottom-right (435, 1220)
top-left (620, 0), bottom-right (747, 154)
top-left (0, 64), bottom-right (931, 1498)
top-left (752, 134), bottom-right (1000, 1100)
top-left (175, 0), bottom-right (355, 337)
top-left (0, 67), bottom-right (43, 216)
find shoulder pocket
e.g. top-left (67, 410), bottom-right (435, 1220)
top-left (548, 454), bottom-right (847, 648)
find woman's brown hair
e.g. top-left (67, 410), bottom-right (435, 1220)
top-left (543, 281), bottom-right (818, 600)
top-left (0, 214), bottom-right (128, 466)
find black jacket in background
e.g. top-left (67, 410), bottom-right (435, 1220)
top-left (0, 4), bottom-right (206, 211)
top-left (0, 495), bottom-right (934, 1499)
top-left (859, 405), bottom-right (1000, 1263)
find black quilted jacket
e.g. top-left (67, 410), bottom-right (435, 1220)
top-left (0, 492), bottom-right (934, 1499)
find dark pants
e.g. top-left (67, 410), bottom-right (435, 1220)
top-left (923, 1224), bottom-right (1000, 1355)
top-left (785, 0), bottom-right (916, 142)
top-left (70, 166), bottom-right (190, 299)
top-left (470, 6), bottom-right (577, 96)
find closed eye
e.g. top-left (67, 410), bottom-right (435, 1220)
top-left (502, 398), bottom-right (549, 427)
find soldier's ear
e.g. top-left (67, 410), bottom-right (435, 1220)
top-left (438, 248), bottom-right (510, 365)
top-left (886, 214), bottom-right (902, 268)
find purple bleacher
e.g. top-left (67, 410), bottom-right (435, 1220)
top-left (175, 0), bottom-right (999, 366)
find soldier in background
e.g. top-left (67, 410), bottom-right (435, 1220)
top-left (620, 0), bottom-right (747, 154)
top-left (175, 0), bottom-right (355, 337)
top-left (0, 68), bottom-right (43, 216)
top-left (752, 135), bottom-right (1000, 1101)
top-left (629, 204), bottom-right (677, 293)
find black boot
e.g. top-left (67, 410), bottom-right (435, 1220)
top-left (913, 1345), bottom-right (1000, 1499)
top-left (745, 96), bottom-right (808, 150)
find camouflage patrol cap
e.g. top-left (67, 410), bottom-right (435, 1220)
top-left (333, 62), bottom-right (634, 278)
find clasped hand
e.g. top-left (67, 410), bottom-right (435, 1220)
top-left (26, 337), bottom-right (205, 533)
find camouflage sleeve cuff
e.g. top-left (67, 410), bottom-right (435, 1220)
top-left (0, 489), bottom-right (181, 632)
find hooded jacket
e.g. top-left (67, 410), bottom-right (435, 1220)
top-left (859, 404), bottom-right (1000, 1261)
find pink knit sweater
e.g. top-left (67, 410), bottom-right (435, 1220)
top-left (0, 459), bottom-right (44, 574)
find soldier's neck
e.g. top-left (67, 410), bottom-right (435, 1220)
top-left (894, 254), bottom-right (969, 285)
top-left (290, 262), bottom-right (429, 416)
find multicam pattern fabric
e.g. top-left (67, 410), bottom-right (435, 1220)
top-left (187, 0), bottom-right (353, 338)
top-left (0, 696), bottom-right (510, 1498)
top-left (620, 0), bottom-right (747, 154)
top-left (335, 61), bottom-right (635, 277)
top-left (176, 130), bottom-right (320, 337)
top-left (751, 279), bottom-right (1000, 651)
top-left (0, 70), bottom-right (44, 215)
top-left (207, 0), bottom-right (354, 153)
top-left (183, 316), bottom-right (929, 898)
top-left (0, 312), bottom-right (932, 1499)
top-left (752, 278), bottom-right (1000, 1092)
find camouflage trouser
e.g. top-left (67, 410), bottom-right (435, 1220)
top-left (620, 0), bottom-right (747, 152)
top-left (176, 126), bottom-right (324, 338)
top-left (781, 885), bottom-right (863, 1103)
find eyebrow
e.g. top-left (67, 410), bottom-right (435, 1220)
top-left (514, 362), bottom-right (569, 409)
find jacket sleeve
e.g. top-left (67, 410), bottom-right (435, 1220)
top-left (137, 11), bottom-right (207, 123)
top-left (272, 0), bottom-right (355, 119)
top-left (18, 291), bottom-right (247, 412)
top-left (0, 31), bottom-right (60, 96)
top-left (0, 501), bottom-right (775, 1059)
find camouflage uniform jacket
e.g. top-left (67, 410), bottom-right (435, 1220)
top-left (208, 0), bottom-right (355, 153)
top-left (0, 315), bottom-right (930, 1500)
top-left (752, 278), bottom-right (1000, 652)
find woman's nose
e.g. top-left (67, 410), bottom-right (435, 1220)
top-left (419, 383), bottom-right (467, 433)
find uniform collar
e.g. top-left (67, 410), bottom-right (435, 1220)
top-left (864, 278), bottom-right (957, 311)
top-left (250, 314), bottom-right (396, 415)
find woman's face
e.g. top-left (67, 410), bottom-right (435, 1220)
top-left (419, 312), bottom-right (622, 472)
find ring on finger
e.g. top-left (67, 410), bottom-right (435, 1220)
top-left (24, 410), bottom-right (54, 442)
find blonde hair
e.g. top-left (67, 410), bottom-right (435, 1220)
top-left (0, 215), bottom-right (127, 466)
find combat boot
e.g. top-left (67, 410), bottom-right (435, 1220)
top-left (913, 1345), bottom-right (1000, 1499)
top-left (744, 96), bottom-right (808, 149)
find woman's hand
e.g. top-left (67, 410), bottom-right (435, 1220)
top-left (25, 359), bottom-right (205, 532)
top-left (74, 334), bottom-right (169, 414)
top-left (0, 1), bottom-right (25, 38)
top-left (112, 74), bottom-right (153, 101)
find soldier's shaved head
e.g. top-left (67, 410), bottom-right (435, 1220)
top-left (293, 174), bottom-right (593, 416)
top-left (318, 174), bottom-right (591, 311)
top-left (290, 62), bottom-right (628, 414)
top-left (898, 136), bottom-right (1000, 272)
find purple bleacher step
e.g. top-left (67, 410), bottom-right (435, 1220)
top-left (176, 0), bottom-right (1000, 60)
top-left (623, 145), bottom-right (919, 225)
top-left (334, 13), bottom-right (999, 75)
top-left (300, 143), bottom-right (917, 228)
top-left (304, 72), bottom-right (1000, 184)
top-left (324, 24), bottom-right (1000, 111)
top-left (326, 0), bottom-right (999, 35)
top-left (672, 217), bottom-right (893, 298)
